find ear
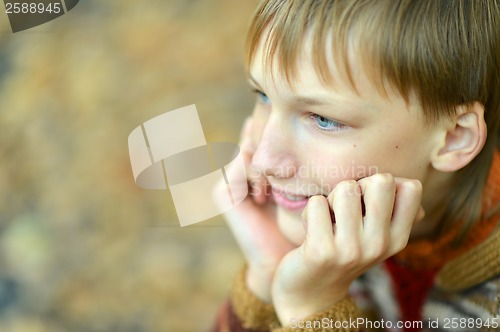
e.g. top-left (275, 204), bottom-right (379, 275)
top-left (431, 102), bottom-right (487, 172)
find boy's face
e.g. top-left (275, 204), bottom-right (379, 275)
top-left (248, 39), bottom-right (443, 246)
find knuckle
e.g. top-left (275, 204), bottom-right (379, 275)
top-left (317, 250), bottom-right (334, 264)
top-left (392, 235), bottom-right (410, 253)
top-left (366, 237), bottom-right (389, 259)
top-left (307, 247), bottom-right (334, 265)
top-left (334, 180), bottom-right (360, 196)
top-left (401, 179), bottom-right (423, 193)
top-left (356, 176), bottom-right (368, 186)
top-left (307, 195), bottom-right (326, 210)
top-left (338, 247), bottom-right (361, 268)
top-left (372, 173), bottom-right (395, 188)
top-left (309, 194), bottom-right (326, 204)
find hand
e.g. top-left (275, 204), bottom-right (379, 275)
top-left (213, 117), bottom-right (295, 302)
top-left (271, 174), bottom-right (424, 324)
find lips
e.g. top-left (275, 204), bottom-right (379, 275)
top-left (271, 189), bottom-right (311, 211)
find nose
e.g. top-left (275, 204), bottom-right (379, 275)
top-left (251, 112), bottom-right (298, 179)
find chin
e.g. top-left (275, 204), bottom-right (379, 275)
top-left (276, 207), bottom-right (306, 246)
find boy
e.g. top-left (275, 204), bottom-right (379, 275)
top-left (213, 0), bottom-right (499, 331)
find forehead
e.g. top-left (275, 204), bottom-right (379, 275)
top-left (248, 31), bottom-right (395, 105)
top-left (245, 0), bottom-right (474, 127)
top-left (247, 30), bottom-right (429, 125)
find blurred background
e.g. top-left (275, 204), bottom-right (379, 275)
top-left (0, 0), bottom-right (259, 331)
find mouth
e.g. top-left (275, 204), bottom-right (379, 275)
top-left (270, 187), bottom-right (325, 211)
top-left (272, 191), bottom-right (309, 211)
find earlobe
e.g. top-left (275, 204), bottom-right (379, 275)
top-left (431, 102), bottom-right (487, 172)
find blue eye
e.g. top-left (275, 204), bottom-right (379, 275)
top-left (310, 114), bottom-right (346, 132)
top-left (254, 90), bottom-right (270, 105)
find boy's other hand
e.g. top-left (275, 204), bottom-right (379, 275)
top-left (271, 174), bottom-right (423, 325)
top-left (213, 117), bottom-right (295, 303)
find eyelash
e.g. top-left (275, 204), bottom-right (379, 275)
top-left (252, 88), bottom-right (347, 133)
top-left (309, 114), bottom-right (347, 132)
top-left (252, 89), bottom-right (270, 105)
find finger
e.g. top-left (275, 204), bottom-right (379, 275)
top-left (389, 178), bottom-right (423, 252)
top-left (237, 117), bottom-right (254, 168)
top-left (358, 173), bottom-right (396, 238)
top-left (303, 195), bottom-right (335, 252)
top-left (250, 172), bottom-right (269, 205)
top-left (238, 117), bottom-right (269, 205)
top-left (415, 205), bottom-right (425, 223)
top-left (330, 180), bottom-right (363, 244)
top-left (227, 117), bottom-right (255, 193)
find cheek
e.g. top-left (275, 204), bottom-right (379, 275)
top-left (300, 151), bottom-right (377, 193)
top-left (353, 133), bottom-right (433, 180)
top-left (300, 140), bottom-right (429, 192)
top-left (251, 108), bottom-right (271, 147)
top-left (298, 122), bottom-right (435, 188)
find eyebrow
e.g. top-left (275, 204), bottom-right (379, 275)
top-left (247, 75), bottom-right (263, 90)
top-left (247, 75), bottom-right (333, 106)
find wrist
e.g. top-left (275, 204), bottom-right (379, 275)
top-left (272, 287), bottom-right (348, 326)
top-left (246, 266), bottom-right (275, 303)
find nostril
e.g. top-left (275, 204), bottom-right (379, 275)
top-left (251, 147), bottom-right (298, 178)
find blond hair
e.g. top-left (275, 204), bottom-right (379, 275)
top-left (245, 0), bottom-right (500, 241)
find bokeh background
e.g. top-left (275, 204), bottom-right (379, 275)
top-left (0, 1), bottom-right (259, 331)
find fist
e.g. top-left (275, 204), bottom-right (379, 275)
top-left (272, 174), bottom-right (423, 324)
